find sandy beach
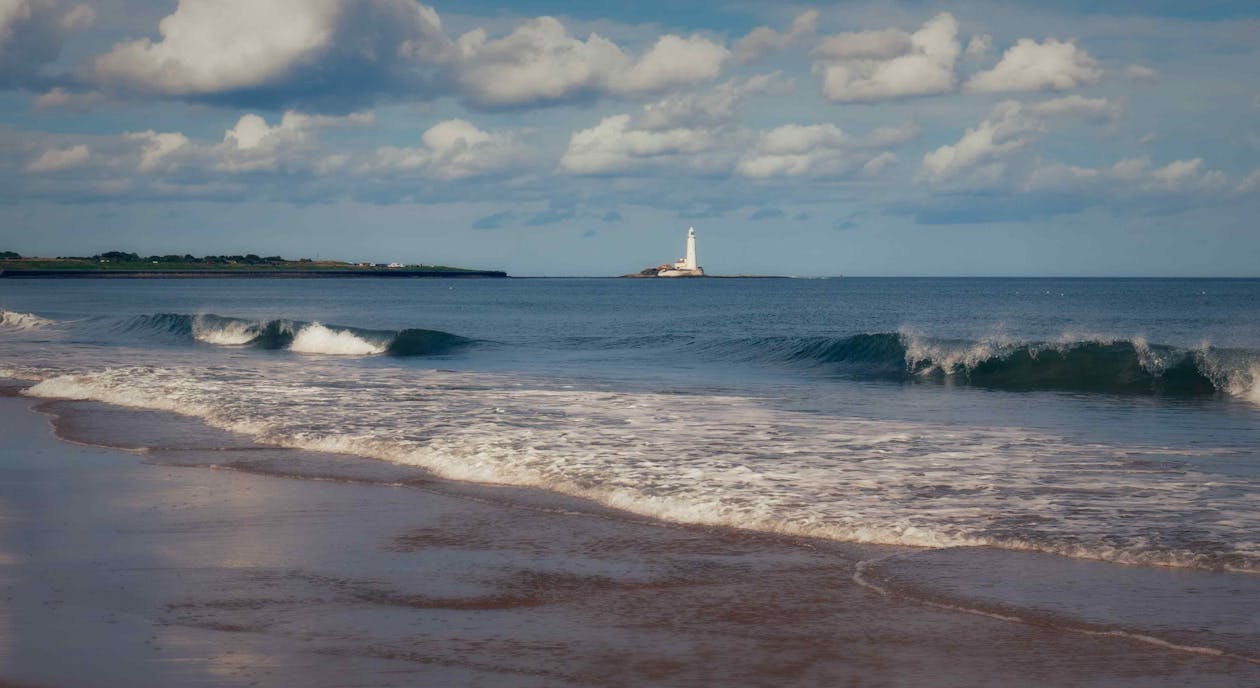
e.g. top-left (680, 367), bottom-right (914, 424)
top-left (0, 393), bottom-right (1255, 687)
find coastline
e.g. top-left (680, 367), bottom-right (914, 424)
top-left (1, 390), bottom-right (1257, 686)
top-left (0, 269), bottom-right (507, 279)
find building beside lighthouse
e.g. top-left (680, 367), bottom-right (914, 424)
top-left (655, 227), bottom-right (704, 277)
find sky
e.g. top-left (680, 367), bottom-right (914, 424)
top-left (1, 0), bottom-right (1258, 276)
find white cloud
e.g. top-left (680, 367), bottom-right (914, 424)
top-left (454, 18), bottom-right (629, 108)
top-left (965, 39), bottom-right (1101, 93)
top-left (814, 28), bottom-right (914, 61)
top-left (126, 131), bottom-right (190, 172)
top-left (559, 114), bottom-right (724, 175)
top-left (558, 76), bottom-right (776, 175)
top-left (560, 70), bottom-right (918, 180)
top-left (813, 13), bottom-right (959, 102)
top-left (373, 119), bottom-right (527, 181)
top-left (454, 18), bottom-right (728, 108)
top-left (1126, 64), bottom-right (1158, 80)
top-left (862, 151), bottom-right (898, 176)
top-left (86, 2), bottom-right (735, 111)
top-left (26, 143), bottom-right (89, 172)
top-left (737, 124), bottom-right (849, 178)
top-left (737, 121), bottom-right (917, 179)
top-left (920, 97), bottom-right (1117, 184)
top-left (634, 74), bottom-right (781, 131)
top-left (93, 0), bottom-right (343, 95)
top-left (734, 9), bottom-right (817, 63)
top-left (620, 34), bottom-right (729, 94)
top-left (920, 101), bottom-right (1041, 183)
top-left (91, 0), bottom-right (451, 102)
top-left (214, 110), bottom-right (373, 172)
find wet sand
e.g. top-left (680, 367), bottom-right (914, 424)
top-left (1, 394), bottom-right (1257, 687)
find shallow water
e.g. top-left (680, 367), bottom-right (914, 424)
top-left (2, 277), bottom-right (1259, 573)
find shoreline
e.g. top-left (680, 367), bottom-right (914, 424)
top-left (0, 269), bottom-right (507, 279)
top-left (2, 391), bottom-right (1258, 685)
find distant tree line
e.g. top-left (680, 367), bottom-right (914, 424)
top-left (49, 251), bottom-right (315, 264)
top-left (0, 251), bottom-right (20, 259)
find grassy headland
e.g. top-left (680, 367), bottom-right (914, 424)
top-left (0, 251), bottom-right (506, 278)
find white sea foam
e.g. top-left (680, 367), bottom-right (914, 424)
top-left (0, 310), bottom-right (54, 330)
top-left (899, 327), bottom-right (1013, 374)
top-left (21, 363), bottom-right (1260, 573)
top-left (191, 316), bottom-right (259, 346)
top-left (288, 323), bottom-right (385, 356)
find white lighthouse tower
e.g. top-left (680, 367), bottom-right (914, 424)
top-left (656, 226), bottom-right (704, 276)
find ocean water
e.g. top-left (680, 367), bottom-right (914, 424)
top-left (2, 277), bottom-right (1260, 573)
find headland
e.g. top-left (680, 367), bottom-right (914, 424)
top-left (0, 251), bottom-right (506, 278)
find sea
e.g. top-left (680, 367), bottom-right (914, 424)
top-left (2, 277), bottom-right (1259, 580)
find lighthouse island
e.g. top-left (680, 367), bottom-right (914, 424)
top-left (629, 227), bottom-right (705, 277)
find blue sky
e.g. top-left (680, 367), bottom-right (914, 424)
top-left (1, 0), bottom-right (1258, 276)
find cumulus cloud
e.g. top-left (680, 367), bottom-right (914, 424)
top-left (559, 113), bottom-right (726, 175)
top-left (733, 9), bottom-right (817, 63)
top-left (372, 119), bottom-right (527, 180)
top-left (560, 70), bottom-right (917, 180)
top-left (90, 0), bottom-right (452, 108)
top-left (0, 0), bottom-right (94, 88)
top-left (126, 131), bottom-right (191, 172)
top-left (920, 97), bottom-right (1116, 184)
top-left (1126, 64), bottom-right (1158, 80)
top-left (454, 18), bottom-right (728, 108)
top-left (737, 124), bottom-right (849, 178)
top-left (634, 73), bottom-right (782, 131)
top-left (620, 34), bottom-right (729, 94)
top-left (812, 13), bottom-right (959, 102)
top-left (26, 142), bottom-right (89, 172)
top-left (85, 1), bottom-right (734, 110)
top-left (965, 39), bottom-right (1101, 93)
top-left (558, 76), bottom-right (776, 175)
top-left (4, 107), bottom-right (538, 204)
top-left (737, 122), bottom-right (912, 179)
top-left (215, 110), bottom-right (374, 172)
top-left (919, 95), bottom-right (1232, 201)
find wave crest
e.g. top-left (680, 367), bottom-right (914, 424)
top-left (0, 310), bottom-right (55, 330)
top-left (122, 312), bottom-right (470, 357)
top-left (773, 332), bottom-right (1256, 399)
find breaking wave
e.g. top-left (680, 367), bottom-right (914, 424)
top-left (20, 365), bottom-right (1260, 574)
top-left (751, 332), bottom-right (1259, 400)
top-left (0, 310), bottom-right (54, 330)
top-left (119, 313), bottom-right (470, 357)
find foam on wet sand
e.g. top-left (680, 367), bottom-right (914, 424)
top-left (0, 394), bottom-right (1258, 687)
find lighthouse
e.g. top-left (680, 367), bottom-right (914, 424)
top-left (653, 227), bottom-right (705, 276)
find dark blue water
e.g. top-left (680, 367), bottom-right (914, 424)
top-left (2, 277), bottom-right (1259, 571)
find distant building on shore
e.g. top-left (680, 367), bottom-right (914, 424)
top-left (638, 227), bottom-right (704, 277)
